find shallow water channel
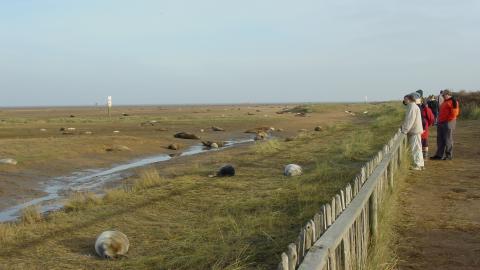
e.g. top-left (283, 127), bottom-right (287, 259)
top-left (0, 136), bottom-right (255, 222)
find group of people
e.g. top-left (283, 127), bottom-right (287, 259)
top-left (400, 89), bottom-right (460, 170)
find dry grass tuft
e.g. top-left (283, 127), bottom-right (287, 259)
top-left (20, 205), bottom-right (42, 224)
top-left (103, 187), bottom-right (129, 202)
top-left (133, 167), bottom-right (164, 191)
top-left (0, 223), bottom-right (18, 243)
top-left (64, 192), bottom-right (101, 212)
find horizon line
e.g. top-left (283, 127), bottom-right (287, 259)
top-left (0, 100), bottom-right (401, 109)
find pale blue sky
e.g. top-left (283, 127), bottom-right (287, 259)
top-left (1, 0), bottom-right (479, 106)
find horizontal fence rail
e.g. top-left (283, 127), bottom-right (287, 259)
top-left (277, 130), bottom-right (408, 270)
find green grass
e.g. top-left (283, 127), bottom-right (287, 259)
top-left (460, 103), bottom-right (480, 120)
top-left (366, 153), bottom-right (409, 270)
top-left (0, 103), bottom-right (404, 270)
top-left (341, 130), bottom-right (374, 160)
top-left (253, 139), bottom-right (281, 155)
top-left (457, 90), bottom-right (480, 120)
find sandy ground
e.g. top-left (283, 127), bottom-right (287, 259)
top-left (396, 120), bottom-right (480, 270)
top-left (0, 104), bottom-right (358, 211)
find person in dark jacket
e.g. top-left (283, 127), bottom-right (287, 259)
top-left (427, 95), bottom-right (439, 124)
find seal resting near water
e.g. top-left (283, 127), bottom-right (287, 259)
top-left (202, 141), bottom-right (225, 148)
top-left (174, 132), bottom-right (200, 140)
top-left (254, 131), bottom-right (268, 140)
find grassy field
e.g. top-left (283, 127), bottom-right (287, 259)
top-left (457, 90), bottom-right (480, 120)
top-left (0, 104), bottom-right (346, 209)
top-left (0, 102), bottom-right (404, 269)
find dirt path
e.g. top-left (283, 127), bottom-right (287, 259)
top-left (397, 120), bottom-right (480, 270)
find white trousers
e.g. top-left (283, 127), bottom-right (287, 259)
top-left (408, 133), bottom-right (424, 167)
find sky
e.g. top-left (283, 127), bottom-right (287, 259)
top-left (0, 0), bottom-right (479, 106)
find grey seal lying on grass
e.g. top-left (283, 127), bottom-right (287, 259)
top-left (284, 164), bottom-right (302, 176)
top-left (95, 230), bottom-right (130, 259)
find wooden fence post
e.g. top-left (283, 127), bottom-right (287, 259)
top-left (354, 177), bottom-right (360, 195)
top-left (388, 159), bottom-right (394, 189)
top-left (278, 252), bottom-right (289, 270)
top-left (345, 184), bottom-right (352, 205)
top-left (326, 203), bottom-right (332, 227)
top-left (287, 243), bottom-right (298, 270)
top-left (305, 220), bottom-right (315, 250)
top-left (314, 213), bottom-right (321, 240)
top-left (321, 205), bottom-right (327, 231)
top-left (361, 166), bottom-right (366, 185)
top-left (331, 198), bottom-right (337, 222)
top-left (343, 232), bottom-right (351, 270)
top-left (335, 195), bottom-right (342, 217)
top-left (369, 187), bottom-right (378, 240)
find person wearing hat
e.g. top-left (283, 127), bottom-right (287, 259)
top-left (416, 89), bottom-right (424, 98)
top-left (431, 89), bottom-right (460, 160)
top-left (438, 90), bottom-right (445, 106)
top-left (401, 93), bottom-right (425, 170)
top-left (427, 95), bottom-right (440, 125)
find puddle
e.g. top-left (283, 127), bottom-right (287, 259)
top-left (0, 136), bottom-right (255, 222)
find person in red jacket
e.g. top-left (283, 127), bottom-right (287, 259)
top-left (418, 98), bottom-right (435, 158)
top-left (430, 89), bottom-right (460, 160)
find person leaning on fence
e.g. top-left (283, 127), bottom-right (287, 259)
top-left (430, 89), bottom-right (460, 160)
top-left (401, 93), bottom-right (425, 170)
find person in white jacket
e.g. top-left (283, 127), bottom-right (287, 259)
top-left (401, 93), bottom-right (425, 170)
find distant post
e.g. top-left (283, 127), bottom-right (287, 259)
top-left (365, 96), bottom-right (368, 104)
top-left (107, 96), bottom-right (112, 118)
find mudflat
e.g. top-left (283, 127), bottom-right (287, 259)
top-left (0, 104), bottom-right (349, 211)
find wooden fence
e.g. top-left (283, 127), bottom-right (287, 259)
top-left (277, 130), bottom-right (408, 270)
